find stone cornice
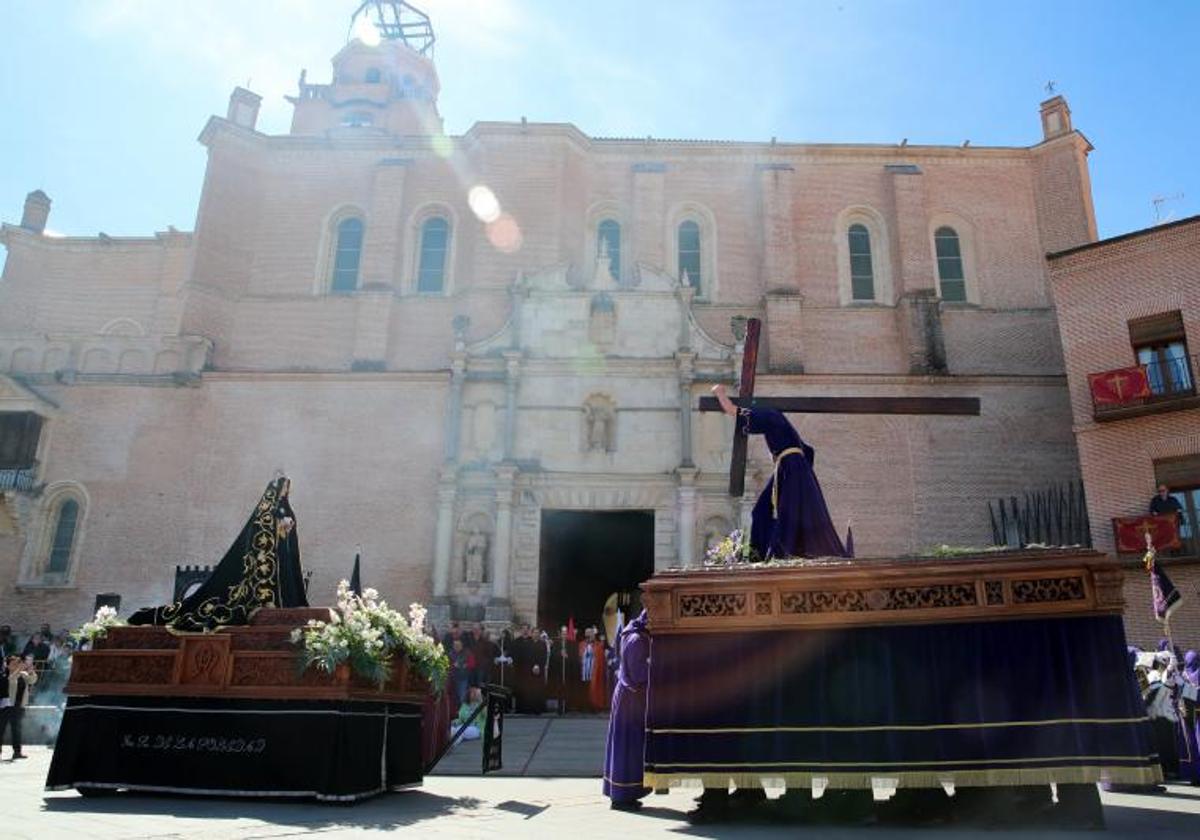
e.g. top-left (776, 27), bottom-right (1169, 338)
top-left (203, 370), bottom-right (449, 384)
top-left (0, 223), bottom-right (191, 251)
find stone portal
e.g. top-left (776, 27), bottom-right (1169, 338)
top-left (537, 510), bottom-right (654, 632)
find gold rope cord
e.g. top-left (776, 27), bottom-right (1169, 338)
top-left (770, 447), bottom-right (805, 519)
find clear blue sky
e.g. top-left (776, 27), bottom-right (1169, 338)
top-left (1, 0), bottom-right (1195, 240)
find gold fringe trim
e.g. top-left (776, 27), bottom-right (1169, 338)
top-left (643, 764), bottom-right (1163, 791)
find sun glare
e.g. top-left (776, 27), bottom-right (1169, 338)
top-left (351, 15), bottom-right (382, 47)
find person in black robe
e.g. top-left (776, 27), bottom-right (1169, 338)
top-left (712, 385), bottom-right (850, 560)
top-left (128, 477), bottom-right (308, 631)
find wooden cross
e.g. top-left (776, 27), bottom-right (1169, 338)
top-left (697, 318), bottom-right (981, 497)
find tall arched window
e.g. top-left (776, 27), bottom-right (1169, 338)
top-left (934, 226), bottom-right (967, 302)
top-left (330, 217), bottom-right (364, 293)
top-left (678, 220), bottom-right (702, 290)
top-left (848, 223), bottom-right (875, 300)
top-left (417, 217), bottom-right (450, 293)
top-left (597, 219), bottom-right (620, 280)
top-left (47, 498), bottom-right (79, 575)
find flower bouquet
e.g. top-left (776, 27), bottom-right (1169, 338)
top-left (704, 528), bottom-right (759, 566)
top-left (293, 580), bottom-right (449, 692)
top-left (70, 605), bottom-right (126, 649)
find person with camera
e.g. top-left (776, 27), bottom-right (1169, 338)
top-left (1, 654), bottom-right (38, 760)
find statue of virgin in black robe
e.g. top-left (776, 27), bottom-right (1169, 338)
top-left (740, 407), bottom-right (850, 560)
top-left (128, 477), bottom-right (309, 632)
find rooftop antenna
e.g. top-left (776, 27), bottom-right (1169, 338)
top-left (349, 1), bottom-right (435, 56)
top-left (1044, 80), bottom-right (1057, 96)
top-left (1152, 193), bottom-right (1185, 224)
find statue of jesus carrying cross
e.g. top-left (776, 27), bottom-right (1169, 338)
top-left (700, 317), bottom-right (981, 561)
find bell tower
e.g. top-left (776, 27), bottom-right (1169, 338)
top-left (287, 1), bottom-right (443, 137)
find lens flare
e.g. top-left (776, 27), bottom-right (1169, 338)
top-left (431, 134), bottom-right (454, 158)
top-left (351, 15), bottom-right (383, 47)
top-left (486, 213), bottom-right (523, 254)
top-left (467, 185), bottom-right (502, 224)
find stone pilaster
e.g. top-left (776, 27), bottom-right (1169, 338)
top-left (676, 351), bottom-right (695, 468)
top-left (359, 158), bottom-right (409, 289)
top-left (676, 467), bottom-right (698, 566)
top-left (501, 350), bottom-right (522, 460)
top-left (430, 468), bottom-right (458, 611)
top-left (898, 290), bottom-right (948, 375)
top-left (631, 162), bottom-right (666, 270)
top-left (486, 465), bottom-right (517, 622)
top-left (351, 291), bottom-right (393, 368)
top-left (443, 350), bottom-right (466, 462)
top-left (756, 163), bottom-right (796, 293)
top-left (764, 290), bottom-right (805, 373)
top-left (885, 164), bottom-right (933, 298)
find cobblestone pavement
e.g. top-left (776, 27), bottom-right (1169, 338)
top-left (5, 748), bottom-right (1200, 839)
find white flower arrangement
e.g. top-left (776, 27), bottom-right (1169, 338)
top-left (293, 580), bottom-right (448, 691)
top-left (71, 605), bottom-right (126, 647)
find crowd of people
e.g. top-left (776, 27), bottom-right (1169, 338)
top-left (1130, 638), bottom-right (1200, 786)
top-left (1, 622), bottom-right (74, 761)
top-left (435, 620), bottom-right (616, 718)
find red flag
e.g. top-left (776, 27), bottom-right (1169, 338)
top-left (1112, 513), bottom-right (1181, 553)
top-left (1088, 366), bottom-right (1151, 407)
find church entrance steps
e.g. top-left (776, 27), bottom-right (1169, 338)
top-left (430, 716), bottom-right (608, 777)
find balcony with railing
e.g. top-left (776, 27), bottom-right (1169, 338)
top-left (1089, 353), bottom-right (1199, 421)
top-left (0, 466), bottom-right (37, 493)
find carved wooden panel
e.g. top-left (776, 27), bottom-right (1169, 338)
top-left (984, 580), bottom-right (1005, 606)
top-left (177, 636), bottom-right (231, 687)
top-left (754, 592), bottom-right (773, 615)
top-left (679, 593), bottom-right (747, 618)
top-left (71, 652), bottom-right (175, 685)
top-left (1011, 576), bottom-right (1086, 605)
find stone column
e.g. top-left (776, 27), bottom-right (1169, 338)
top-left (443, 351), bottom-right (466, 462)
top-left (487, 465), bottom-right (517, 622)
top-left (677, 467), bottom-right (698, 566)
top-left (501, 350), bottom-right (522, 460)
top-left (676, 351), bottom-right (695, 468)
top-left (430, 468), bottom-right (458, 620)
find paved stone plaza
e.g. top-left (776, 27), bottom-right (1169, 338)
top-left (3, 742), bottom-right (1199, 839)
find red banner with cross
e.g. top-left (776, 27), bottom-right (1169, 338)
top-left (1088, 366), bottom-right (1152, 407)
top-left (1112, 513), bottom-right (1181, 553)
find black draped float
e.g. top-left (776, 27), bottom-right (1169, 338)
top-left (47, 696), bottom-right (423, 801)
top-left (128, 477), bottom-right (308, 631)
top-left (643, 614), bottom-right (1158, 789)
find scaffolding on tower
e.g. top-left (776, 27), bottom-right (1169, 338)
top-left (349, 1), bottom-right (436, 55)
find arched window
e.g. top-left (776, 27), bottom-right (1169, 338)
top-left (364, 67), bottom-right (382, 83)
top-left (678, 220), bottom-right (702, 289)
top-left (597, 219), bottom-right (620, 280)
top-left (934, 226), bottom-right (967, 302)
top-left (341, 111), bottom-right (373, 127)
top-left (848, 223), bottom-right (875, 300)
top-left (417, 217), bottom-right (450, 293)
top-left (47, 498), bottom-right (79, 575)
top-left (330, 217), bottom-right (364, 293)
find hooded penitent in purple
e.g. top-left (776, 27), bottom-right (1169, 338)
top-left (741, 407), bottom-right (850, 560)
top-left (1181, 649), bottom-right (1200, 784)
top-left (603, 610), bottom-right (650, 805)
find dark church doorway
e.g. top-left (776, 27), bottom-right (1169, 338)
top-left (537, 510), bottom-right (654, 634)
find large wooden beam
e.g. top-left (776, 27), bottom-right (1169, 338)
top-left (698, 395), bottom-right (981, 416)
top-left (727, 318), bottom-right (761, 498)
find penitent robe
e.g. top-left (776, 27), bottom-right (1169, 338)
top-left (741, 407), bottom-right (849, 560)
top-left (603, 611), bottom-right (651, 804)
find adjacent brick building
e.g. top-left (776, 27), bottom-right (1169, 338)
top-left (1, 22), bottom-right (1095, 634)
top-left (1048, 215), bottom-right (1200, 647)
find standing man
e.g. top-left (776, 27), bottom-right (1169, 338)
top-left (1150, 484), bottom-right (1184, 517)
top-left (2, 655), bottom-right (38, 759)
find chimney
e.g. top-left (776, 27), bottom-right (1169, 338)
top-left (20, 190), bottom-right (51, 234)
top-left (227, 87), bottom-right (262, 130)
top-left (1039, 95), bottom-right (1073, 141)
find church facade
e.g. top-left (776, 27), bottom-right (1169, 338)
top-left (0, 30), bottom-right (1094, 632)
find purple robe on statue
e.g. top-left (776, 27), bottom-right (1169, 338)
top-left (741, 407), bottom-right (849, 560)
top-left (603, 610), bottom-right (650, 804)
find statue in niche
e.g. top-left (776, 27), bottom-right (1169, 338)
top-left (584, 401), bottom-right (615, 453)
top-left (462, 525), bottom-right (490, 584)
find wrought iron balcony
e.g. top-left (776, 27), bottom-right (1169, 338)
top-left (1089, 354), bottom-right (1199, 421)
top-left (0, 467), bottom-right (37, 493)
